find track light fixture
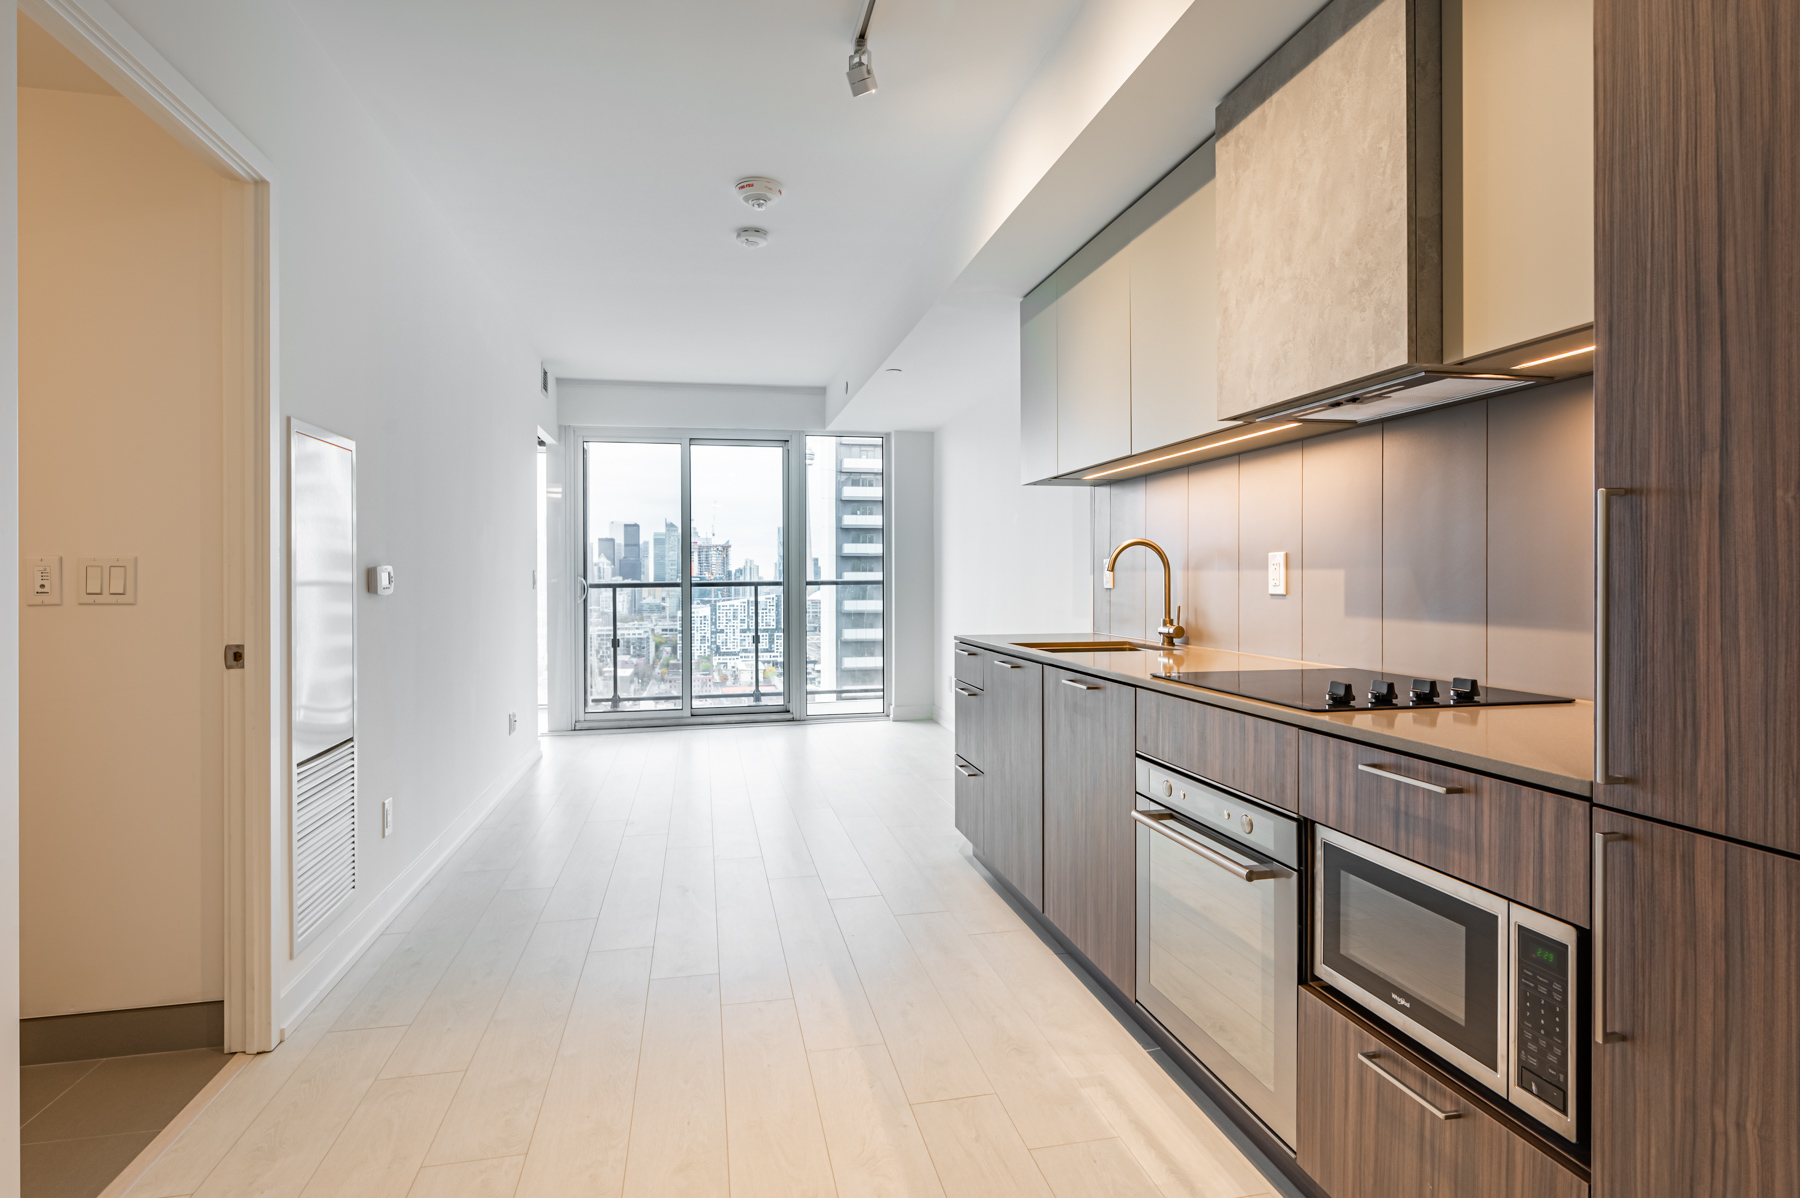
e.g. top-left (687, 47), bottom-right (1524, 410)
top-left (847, 0), bottom-right (878, 97)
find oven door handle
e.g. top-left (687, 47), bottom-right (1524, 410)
top-left (1357, 1052), bottom-right (1462, 1120)
top-left (1130, 810), bottom-right (1287, 882)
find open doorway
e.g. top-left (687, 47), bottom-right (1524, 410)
top-left (15, 13), bottom-right (267, 1192)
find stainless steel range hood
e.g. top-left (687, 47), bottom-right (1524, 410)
top-left (1239, 364), bottom-right (1551, 424)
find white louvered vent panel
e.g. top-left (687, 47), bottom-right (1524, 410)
top-left (294, 738), bottom-right (356, 952)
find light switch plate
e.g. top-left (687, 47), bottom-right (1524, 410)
top-left (1267, 551), bottom-right (1289, 596)
top-left (25, 556), bottom-right (60, 605)
top-left (381, 797), bottom-right (393, 838)
top-left (77, 556), bottom-right (137, 605)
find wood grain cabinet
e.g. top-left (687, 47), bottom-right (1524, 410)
top-left (1298, 988), bottom-right (1587, 1198)
top-left (1043, 667), bottom-right (1136, 996)
top-left (1298, 731), bottom-right (1590, 926)
top-left (951, 644), bottom-right (1044, 909)
top-left (1593, 0), bottom-right (1800, 854)
top-left (1590, 811), bottom-right (1800, 1198)
top-left (1137, 691), bottom-right (1299, 810)
top-left (981, 655), bottom-right (1044, 908)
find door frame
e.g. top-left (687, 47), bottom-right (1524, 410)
top-left (556, 426), bottom-right (806, 730)
top-left (24, 0), bottom-right (282, 1053)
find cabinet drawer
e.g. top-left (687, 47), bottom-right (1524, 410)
top-left (1299, 988), bottom-right (1586, 1198)
top-left (954, 756), bottom-right (984, 856)
top-left (953, 642), bottom-right (986, 686)
top-left (954, 680), bottom-right (986, 772)
top-left (1137, 689), bottom-right (1299, 810)
top-left (1299, 732), bottom-right (1590, 925)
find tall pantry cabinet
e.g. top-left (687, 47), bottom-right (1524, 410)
top-left (1592, 0), bottom-right (1800, 1193)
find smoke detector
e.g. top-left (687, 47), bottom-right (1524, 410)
top-left (735, 227), bottom-right (770, 249)
top-left (735, 177), bottom-right (783, 210)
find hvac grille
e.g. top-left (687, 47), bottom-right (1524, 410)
top-left (294, 738), bottom-right (356, 952)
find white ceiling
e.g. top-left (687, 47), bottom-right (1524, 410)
top-left (287, 0), bottom-right (1319, 417)
top-left (288, 0), bottom-right (1092, 386)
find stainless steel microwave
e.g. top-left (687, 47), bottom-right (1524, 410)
top-left (1312, 827), bottom-right (1580, 1141)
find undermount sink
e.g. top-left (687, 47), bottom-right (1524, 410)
top-left (1016, 640), bottom-right (1147, 653)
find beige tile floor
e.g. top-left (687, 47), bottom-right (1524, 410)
top-left (121, 720), bottom-right (1282, 1198)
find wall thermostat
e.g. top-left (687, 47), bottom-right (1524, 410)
top-left (367, 565), bottom-right (396, 595)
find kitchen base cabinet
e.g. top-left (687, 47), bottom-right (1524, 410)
top-left (1591, 811), bottom-right (1800, 1198)
top-left (1043, 666), bottom-right (1135, 997)
top-left (953, 674), bottom-right (989, 858)
top-left (1298, 988), bottom-right (1586, 1198)
top-left (982, 657), bottom-right (1044, 907)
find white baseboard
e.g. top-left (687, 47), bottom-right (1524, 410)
top-left (891, 702), bottom-right (934, 721)
top-left (933, 703), bottom-right (951, 728)
top-left (274, 744), bottom-right (542, 1038)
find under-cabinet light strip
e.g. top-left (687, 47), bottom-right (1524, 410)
top-left (1514, 344), bottom-right (1596, 369)
top-left (1082, 423), bottom-right (1301, 480)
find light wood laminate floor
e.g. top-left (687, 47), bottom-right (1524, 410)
top-left (123, 721), bottom-right (1281, 1198)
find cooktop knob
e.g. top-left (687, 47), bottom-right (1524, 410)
top-left (1451, 677), bottom-right (1482, 703)
top-left (1409, 679), bottom-right (1441, 705)
top-left (1326, 680), bottom-right (1357, 707)
top-left (1367, 679), bottom-right (1399, 706)
top-left (1241, 814), bottom-right (1255, 834)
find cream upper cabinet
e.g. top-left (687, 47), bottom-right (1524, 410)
top-left (1445, 0), bottom-right (1594, 359)
top-left (1127, 166), bottom-right (1230, 452)
top-left (1055, 252), bottom-right (1132, 475)
top-left (1020, 280), bottom-right (1059, 484)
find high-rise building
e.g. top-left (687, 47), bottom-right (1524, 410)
top-left (621, 523), bottom-right (641, 580)
top-left (834, 438), bottom-right (884, 697)
top-left (594, 536), bottom-right (617, 580)
top-left (694, 537), bottom-right (730, 581)
top-left (652, 529), bottom-right (667, 582)
top-left (662, 520), bottom-right (679, 582)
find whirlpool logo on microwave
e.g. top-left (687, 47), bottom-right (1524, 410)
top-left (1390, 992), bottom-right (1412, 1010)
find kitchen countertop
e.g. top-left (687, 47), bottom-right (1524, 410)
top-left (956, 633), bottom-right (1594, 797)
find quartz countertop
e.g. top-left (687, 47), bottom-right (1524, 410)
top-left (956, 633), bottom-right (1594, 797)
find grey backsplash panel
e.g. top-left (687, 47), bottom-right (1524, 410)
top-left (1089, 376), bottom-right (1595, 698)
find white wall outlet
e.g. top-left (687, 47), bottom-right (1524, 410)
top-left (76, 557), bottom-right (136, 605)
top-left (1267, 551), bottom-right (1289, 596)
top-left (25, 556), bottom-right (60, 605)
top-left (381, 797), bottom-right (393, 838)
top-left (508, 711), bottom-right (518, 735)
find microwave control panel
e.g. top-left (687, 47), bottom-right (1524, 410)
top-left (1514, 925), bottom-right (1570, 1113)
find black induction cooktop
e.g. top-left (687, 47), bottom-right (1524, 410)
top-left (1153, 668), bottom-right (1573, 712)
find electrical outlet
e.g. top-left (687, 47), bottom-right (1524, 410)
top-left (1267, 551), bottom-right (1289, 596)
top-left (381, 797), bottom-right (393, 838)
top-left (508, 711), bottom-right (518, 735)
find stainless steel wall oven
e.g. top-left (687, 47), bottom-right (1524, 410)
top-left (1133, 757), bottom-right (1301, 1147)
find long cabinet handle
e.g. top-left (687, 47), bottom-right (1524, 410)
top-left (1060, 678), bottom-right (1102, 691)
top-left (1357, 1052), bottom-right (1462, 1120)
top-left (994, 660), bottom-right (1021, 669)
top-left (1129, 810), bottom-right (1286, 882)
top-left (1593, 830), bottom-right (1626, 1044)
top-left (1595, 488), bottom-right (1625, 784)
top-left (953, 685), bottom-right (979, 698)
top-left (1358, 763), bottom-right (1462, 794)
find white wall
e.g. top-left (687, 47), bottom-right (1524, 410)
top-left (0, 7), bottom-right (21, 1182)
top-left (934, 392), bottom-right (1092, 724)
top-left (559, 378), bottom-right (825, 431)
top-left (19, 84), bottom-right (228, 1017)
top-left (97, 0), bottom-right (546, 1031)
top-left (889, 431), bottom-right (935, 719)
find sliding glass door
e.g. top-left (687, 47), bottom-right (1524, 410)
top-left (574, 430), bottom-right (854, 726)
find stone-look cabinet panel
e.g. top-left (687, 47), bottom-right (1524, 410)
top-left (1216, 0), bottom-right (1438, 418)
top-left (1090, 380), bottom-right (1596, 698)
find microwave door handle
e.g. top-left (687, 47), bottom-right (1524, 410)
top-left (1129, 810), bottom-right (1287, 882)
top-left (1357, 1052), bottom-right (1463, 1120)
